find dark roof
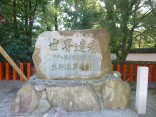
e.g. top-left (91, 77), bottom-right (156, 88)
top-left (129, 48), bottom-right (156, 53)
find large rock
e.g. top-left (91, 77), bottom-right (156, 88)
top-left (33, 29), bottom-right (112, 80)
top-left (10, 83), bottom-right (39, 115)
top-left (43, 107), bottom-right (67, 117)
top-left (102, 76), bottom-right (131, 109)
top-left (38, 98), bottom-right (51, 114)
top-left (46, 83), bottom-right (100, 111)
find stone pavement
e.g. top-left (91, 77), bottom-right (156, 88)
top-left (0, 80), bottom-right (155, 117)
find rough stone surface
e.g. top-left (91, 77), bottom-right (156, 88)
top-left (3, 80), bottom-right (156, 117)
top-left (104, 71), bottom-right (122, 79)
top-left (38, 98), bottom-right (51, 114)
top-left (10, 83), bottom-right (39, 115)
top-left (29, 74), bottom-right (39, 81)
top-left (46, 83), bottom-right (101, 112)
top-left (34, 83), bottom-right (46, 92)
top-left (9, 73), bottom-right (131, 115)
top-left (43, 107), bottom-right (67, 117)
top-left (38, 90), bottom-right (47, 99)
top-left (33, 29), bottom-right (112, 80)
top-left (103, 77), bottom-right (131, 109)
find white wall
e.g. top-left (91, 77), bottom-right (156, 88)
top-left (111, 53), bottom-right (156, 62)
top-left (126, 53), bottom-right (156, 62)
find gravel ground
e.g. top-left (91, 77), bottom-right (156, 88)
top-left (0, 80), bottom-right (155, 117)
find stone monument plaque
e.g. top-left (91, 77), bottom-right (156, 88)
top-left (33, 29), bottom-right (112, 80)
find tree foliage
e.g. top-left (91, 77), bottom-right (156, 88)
top-left (0, 0), bottom-right (42, 62)
top-left (61, 0), bottom-right (104, 30)
top-left (101, 0), bottom-right (156, 63)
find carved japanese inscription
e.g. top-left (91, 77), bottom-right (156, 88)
top-left (33, 29), bottom-right (112, 80)
top-left (45, 38), bottom-right (101, 79)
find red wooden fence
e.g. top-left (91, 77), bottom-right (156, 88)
top-left (0, 62), bottom-right (33, 81)
top-left (0, 62), bottom-right (156, 82)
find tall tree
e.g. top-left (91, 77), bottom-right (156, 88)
top-left (133, 12), bottom-right (156, 48)
top-left (62, 0), bottom-right (104, 30)
top-left (13, 0), bottom-right (17, 38)
top-left (54, 0), bottom-right (59, 30)
top-left (22, 0), bottom-right (39, 46)
top-left (37, 0), bottom-right (62, 31)
top-left (0, 0), bottom-right (42, 62)
top-left (101, 0), bottom-right (156, 64)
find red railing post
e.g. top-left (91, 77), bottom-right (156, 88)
top-left (129, 64), bottom-right (133, 82)
top-left (123, 64), bottom-right (127, 81)
top-left (13, 67), bottom-right (17, 80)
top-left (20, 63), bottom-right (24, 81)
top-left (0, 62), bottom-right (4, 80)
top-left (6, 62), bottom-right (10, 80)
top-left (117, 64), bottom-right (120, 72)
top-left (27, 63), bottom-right (31, 80)
top-left (148, 64), bottom-right (152, 82)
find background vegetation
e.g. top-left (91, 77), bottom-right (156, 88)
top-left (0, 0), bottom-right (156, 63)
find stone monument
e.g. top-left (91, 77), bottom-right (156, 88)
top-left (10, 29), bottom-right (131, 116)
top-left (33, 29), bottom-right (112, 80)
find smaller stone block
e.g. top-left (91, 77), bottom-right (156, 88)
top-left (38, 98), bottom-right (51, 114)
top-left (104, 71), bottom-right (121, 79)
top-left (43, 107), bottom-right (67, 117)
top-left (103, 77), bottom-right (131, 109)
top-left (34, 83), bottom-right (46, 92)
top-left (46, 83), bottom-right (100, 111)
top-left (38, 90), bottom-right (47, 99)
top-left (10, 83), bottom-right (39, 115)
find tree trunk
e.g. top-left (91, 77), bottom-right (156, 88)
top-left (54, 12), bottom-right (58, 31)
top-left (28, 1), bottom-right (33, 46)
top-left (24, 0), bottom-right (28, 38)
top-left (82, 0), bottom-right (87, 29)
top-left (54, 0), bottom-right (58, 31)
top-left (27, 0), bottom-right (38, 46)
top-left (13, 0), bottom-right (17, 38)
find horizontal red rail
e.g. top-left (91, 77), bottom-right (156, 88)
top-left (0, 62), bottom-right (156, 82)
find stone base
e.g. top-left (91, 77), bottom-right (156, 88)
top-left (10, 72), bottom-right (131, 116)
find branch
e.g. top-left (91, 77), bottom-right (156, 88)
top-left (129, 0), bottom-right (142, 14)
top-left (131, 10), bottom-right (151, 31)
top-left (136, 25), bottom-right (156, 29)
top-left (31, 0), bottom-right (38, 20)
top-left (130, 4), bottom-right (145, 15)
top-left (148, 0), bottom-right (156, 16)
top-left (133, 28), bottom-right (156, 38)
